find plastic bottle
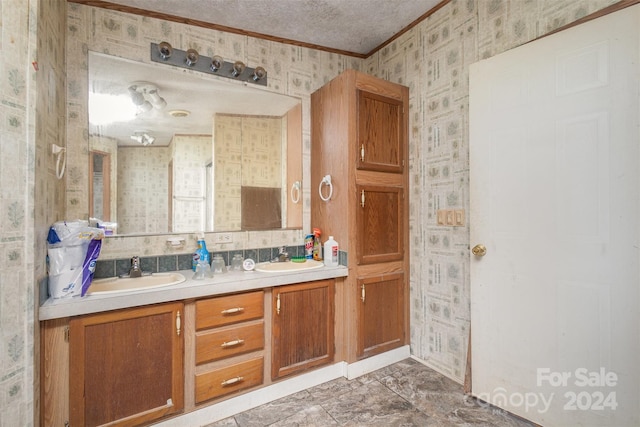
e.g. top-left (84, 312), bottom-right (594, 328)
top-left (304, 233), bottom-right (314, 259)
top-left (323, 236), bottom-right (339, 267)
top-left (312, 227), bottom-right (323, 260)
top-left (192, 233), bottom-right (210, 271)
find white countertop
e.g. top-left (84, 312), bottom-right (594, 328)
top-left (39, 265), bottom-right (348, 320)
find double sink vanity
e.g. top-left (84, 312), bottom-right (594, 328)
top-left (40, 261), bottom-right (354, 426)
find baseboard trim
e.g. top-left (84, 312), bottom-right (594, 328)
top-left (345, 345), bottom-right (411, 379)
top-left (156, 347), bottom-right (411, 426)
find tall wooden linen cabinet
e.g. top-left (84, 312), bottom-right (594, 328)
top-left (311, 69), bottom-right (409, 362)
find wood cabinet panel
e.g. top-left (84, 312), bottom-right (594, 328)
top-left (196, 291), bottom-right (264, 330)
top-left (357, 272), bottom-right (405, 359)
top-left (40, 318), bottom-right (69, 427)
top-left (69, 303), bottom-right (184, 427)
top-left (272, 280), bottom-right (335, 379)
top-left (356, 184), bottom-right (404, 264)
top-left (195, 357), bottom-right (264, 403)
top-left (196, 321), bottom-right (264, 365)
top-left (357, 90), bottom-right (404, 173)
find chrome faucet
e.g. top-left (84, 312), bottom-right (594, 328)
top-left (272, 246), bottom-right (290, 263)
top-left (128, 256), bottom-right (143, 278)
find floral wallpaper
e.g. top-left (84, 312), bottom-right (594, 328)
top-left (0, 1), bottom-right (623, 425)
top-left (0, 0), bottom-right (66, 425)
top-left (365, 0), bottom-right (619, 382)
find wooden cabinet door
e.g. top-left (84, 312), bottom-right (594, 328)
top-left (357, 185), bottom-right (404, 264)
top-left (69, 302), bottom-right (184, 427)
top-left (272, 280), bottom-right (335, 379)
top-left (357, 272), bottom-right (405, 359)
top-left (356, 90), bottom-right (405, 173)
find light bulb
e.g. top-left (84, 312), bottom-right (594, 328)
top-left (185, 49), bottom-right (199, 66)
top-left (231, 61), bottom-right (245, 77)
top-left (158, 41), bottom-right (173, 60)
top-left (210, 55), bottom-right (223, 72)
top-left (251, 66), bottom-right (266, 82)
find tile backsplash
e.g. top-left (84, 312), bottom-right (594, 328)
top-left (93, 245), bottom-right (347, 279)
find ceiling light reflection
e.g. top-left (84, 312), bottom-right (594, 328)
top-left (89, 93), bottom-right (137, 125)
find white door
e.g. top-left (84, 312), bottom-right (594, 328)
top-left (470, 6), bottom-right (639, 427)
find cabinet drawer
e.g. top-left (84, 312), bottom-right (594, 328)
top-left (196, 321), bottom-right (264, 365)
top-left (195, 357), bottom-right (263, 403)
top-left (196, 291), bottom-right (264, 330)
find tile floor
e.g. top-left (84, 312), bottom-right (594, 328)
top-left (206, 358), bottom-right (536, 427)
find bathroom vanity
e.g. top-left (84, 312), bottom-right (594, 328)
top-left (39, 267), bottom-right (361, 426)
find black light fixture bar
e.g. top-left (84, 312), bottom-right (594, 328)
top-left (150, 42), bottom-right (267, 86)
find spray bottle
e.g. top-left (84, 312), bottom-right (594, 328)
top-left (192, 233), bottom-right (210, 271)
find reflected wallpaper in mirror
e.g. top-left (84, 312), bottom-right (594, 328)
top-left (86, 52), bottom-right (302, 235)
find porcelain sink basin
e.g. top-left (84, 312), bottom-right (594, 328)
top-left (87, 272), bottom-right (187, 295)
top-left (255, 259), bottom-right (325, 273)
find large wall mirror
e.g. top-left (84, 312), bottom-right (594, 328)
top-left (87, 52), bottom-right (302, 236)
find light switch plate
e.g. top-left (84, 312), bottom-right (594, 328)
top-left (455, 209), bottom-right (465, 226)
top-left (437, 210), bottom-right (447, 225)
top-left (446, 210), bottom-right (455, 225)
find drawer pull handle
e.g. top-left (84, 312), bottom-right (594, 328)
top-left (221, 339), bottom-right (245, 348)
top-left (176, 310), bottom-right (181, 336)
top-left (221, 376), bottom-right (244, 387)
top-left (221, 307), bottom-right (244, 315)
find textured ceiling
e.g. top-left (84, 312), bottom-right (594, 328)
top-left (104, 0), bottom-right (442, 56)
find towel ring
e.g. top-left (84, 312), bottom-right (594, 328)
top-left (52, 144), bottom-right (66, 179)
top-left (290, 181), bottom-right (301, 204)
top-left (319, 175), bottom-right (333, 202)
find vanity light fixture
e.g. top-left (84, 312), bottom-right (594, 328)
top-left (150, 42), bottom-right (267, 86)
